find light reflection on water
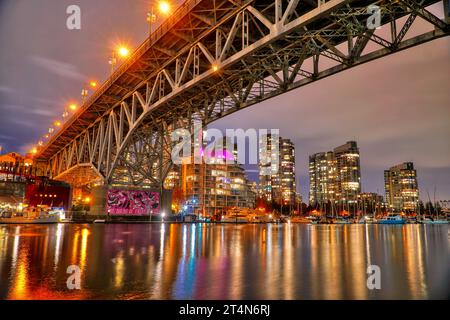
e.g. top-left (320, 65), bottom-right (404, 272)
top-left (0, 224), bottom-right (448, 300)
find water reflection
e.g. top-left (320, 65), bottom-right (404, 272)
top-left (0, 224), bottom-right (448, 300)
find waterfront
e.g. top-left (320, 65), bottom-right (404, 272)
top-left (0, 223), bottom-right (448, 300)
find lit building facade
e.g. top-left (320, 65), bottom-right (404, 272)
top-left (334, 141), bottom-right (361, 203)
top-left (0, 153), bottom-right (35, 183)
top-left (259, 135), bottom-right (297, 206)
top-left (165, 134), bottom-right (256, 217)
top-left (309, 152), bottom-right (337, 204)
top-left (357, 193), bottom-right (385, 213)
top-left (384, 162), bottom-right (419, 212)
top-left (179, 156), bottom-right (256, 217)
top-left (309, 141), bottom-right (361, 205)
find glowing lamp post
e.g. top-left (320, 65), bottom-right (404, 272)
top-left (147, 1), bottom-right (172, 37)
top-left (109, 46), bottom-right (130, 75)
top-left (81, 89), bottom-right (89, 103)
top-left (69, 103), bottom-right (78, 112)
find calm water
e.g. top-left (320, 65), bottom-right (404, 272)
top-left (0, 223), bottom-right (448, 300)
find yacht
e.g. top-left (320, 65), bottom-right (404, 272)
top-left (220, 208), bottom-right (249, 223)
top-left (0, 206), bottom-right (61, 224)
top-left (289, 216), bottom-right (311, 224)
top-left (221, 213), bottom-right (250, 223)
top-left (248, 214), bottom-right (273, 223)
top-left (377, 215), bottom-right (406, 225)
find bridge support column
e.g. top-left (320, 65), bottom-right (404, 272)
top-left (160, 189), bottom-right (173, 217)
top-left (445, 0), bottom-right (450, 24)
top-left (90, 185), bottom-right (108, 217)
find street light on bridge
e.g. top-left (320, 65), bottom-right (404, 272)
top-left (81, 89), bottom-right (89, 103)
top-left (62, 102), bottom-right (79, 124)
top-left (109, 46), bottom-right (131, 75)
top-left (147, 1), bottom-right (172, 37)
top-left (81, 80), bottom-right (98, 103)
top-left (69, 103), bottom-right (78, 111)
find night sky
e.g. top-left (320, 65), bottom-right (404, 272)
top-left (0, 0), bottom-right (449, 201)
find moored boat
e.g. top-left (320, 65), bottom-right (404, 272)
top-left (334, 217), bottom-right (353, 224)
top-left (420, 218), bottom-right (449, 225)
top-left (248, 213), bottom-right (273, 223)
top-left (0, 215), bottom-right (60, 224)
top-left (289, 216), bottom-right (311, 224)
top-left (0, 206), bottom-right (62, 225)
top-left (358, 216), bottom-right (376, 224)
top-left (377, 215), bottom-right (406, 225)
top-left (221, 214), bottom-right (250, 223)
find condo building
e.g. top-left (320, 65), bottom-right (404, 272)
top-left (384, 162), bottom-right (419, 212)
top-left (167, 137), bottom-right (256, 217)
top-left (309, 141), bottom-right (361, 205)
top-left (308, 151), bottom-right (337, 204)
top-left (259, 135), bottom-right (296, 206)
top-left (180, 153), bottom-right (256, 217)
top-left (357, 192), bottom-right (385, 213)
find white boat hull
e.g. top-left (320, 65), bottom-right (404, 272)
top-left (0, 216), bottom-right (60, 224)
top-left (421, 220), bottom-right (449, 225)
top-left (222, 217), bottom-right (249, 223)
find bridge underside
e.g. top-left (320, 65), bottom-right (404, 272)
top-left (53, 164), bottom-right (104, 188)
top-left (36, 0), bottom-right (449, 190)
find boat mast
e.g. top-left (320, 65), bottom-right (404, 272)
top-left (427, 190), bottom-right (433, 219)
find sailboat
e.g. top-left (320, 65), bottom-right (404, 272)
top-left (420, 188), bottom-right (448, 224)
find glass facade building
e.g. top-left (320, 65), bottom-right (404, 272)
top-left (309, 141), bottom-right (361, 205)
top-left (384, 162), bottom-right (419, 212)
top-left (259, 135), bottom-right (296, 206)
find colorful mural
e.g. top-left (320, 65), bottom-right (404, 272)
top-left (107, 189), bottom-right (160, 216)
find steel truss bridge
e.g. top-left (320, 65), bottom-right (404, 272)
top-left (36, 0), bottom-right (449, 190)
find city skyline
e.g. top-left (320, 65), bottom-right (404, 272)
top-left (0, 0), bottom-right (449, 202)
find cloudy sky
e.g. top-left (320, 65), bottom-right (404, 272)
top-left (0, 0), bottom-right (449, 201)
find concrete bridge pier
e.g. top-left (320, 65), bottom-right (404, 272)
top-left (445, 0), bottom-right (450, 24)
top-left (90, 185), bottom-right (108, 217)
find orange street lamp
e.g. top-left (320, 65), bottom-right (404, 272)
top-left (109, 46), bottom-right (131, 75)
top-left (147, 1), bottom-right (172, 37)
top-left (69, 103), bottom-right (78, 111)
top-left (118, 46), bottom-right (130, 58)
top-left (81, 88), bottom-right (89, 103)
top-left (82, 80), bottom-right (98, 103)
top-left (159, 1), bottom-right (171, 14)
top-left (54, 121), bottom-right (62, 127)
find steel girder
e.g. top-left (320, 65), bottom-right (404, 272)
top-left (38, 0), bottom-right (449, 189)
